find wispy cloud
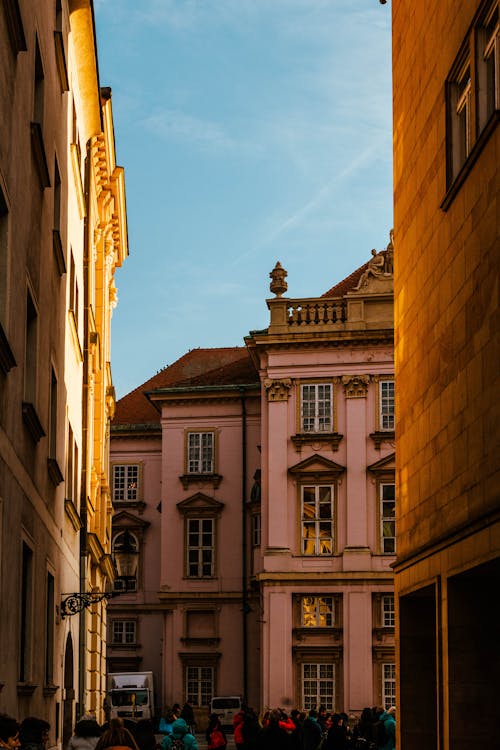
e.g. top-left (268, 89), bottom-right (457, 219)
top-left (231, 141), bottom-right (383, 265)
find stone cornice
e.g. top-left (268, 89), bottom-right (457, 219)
top-left (254, 572), bottom-right (394, 584)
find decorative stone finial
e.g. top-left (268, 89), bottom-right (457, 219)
top-left (269, 261), bottom-right (288, 297)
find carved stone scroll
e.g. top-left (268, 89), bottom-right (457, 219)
top-left (342, 374), bottom-right (370, 398)
top-left (264, 378), bottom-right (292, 402)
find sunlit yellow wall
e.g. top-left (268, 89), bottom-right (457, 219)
top-left (393, 0), bottom-right (499, 562)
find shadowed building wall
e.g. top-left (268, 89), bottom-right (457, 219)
top-left (392, 0), bottom-right (499, 747)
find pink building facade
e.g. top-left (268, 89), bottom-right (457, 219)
top-left (109, 243), bottom-right (395, 718)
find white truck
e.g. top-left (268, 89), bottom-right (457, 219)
top-left (106, 671), bottom-right (155, 721)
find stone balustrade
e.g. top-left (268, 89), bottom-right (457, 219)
top-left (287, 297), bottom-right (347, 327)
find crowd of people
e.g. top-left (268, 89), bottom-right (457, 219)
top-left (0, 703), bottom-right (395, 750)
top-left (227, 704), bottom-right (395, 750)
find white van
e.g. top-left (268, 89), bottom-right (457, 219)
top-left (209, 696), bottom-right (242, 728)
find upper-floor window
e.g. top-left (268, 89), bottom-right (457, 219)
top-left (112, 620), bottom-right (137, 645)
top-left (300, 383), bottom-right (332, 432)
top-left (302, 596), bottom-right (334, 627)
top-left (187, 431), bottom-right (214, 474)
top-left (187, 518), bottom-right (214, 577)
top-left (0, 184), bottom-right (8, 329)
top-left (379, 379), bottom-right (395, 431)
top-left (381, 483), bottom-right (396, 554)
top-left (478, 3), bottom-right (499, 128)
top-left (34, 37), bottom-right (44, 127)
top-left (251, 513), bottom-right (261, 547)
top-left (113, 464), bottom-right (139, 503)
top-left (445, 1), bottom-right (499, 196)
top-left (24, 290), bottom-right (38, 404)
top-left (382, 594), bottom-right (395, 627)
top-left (301, 485), bottom-right (334, 556)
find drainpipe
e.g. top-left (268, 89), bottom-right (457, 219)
top-left (240, 389), bottom-right (248, 703)
top-left (78, 140), bottom-right (92, 718)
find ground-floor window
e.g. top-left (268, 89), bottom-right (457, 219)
top-left (186, 665), bottom-right (214, 707)
top-left (302, 662), bottom-right (335, 711)
top-left (382, 663), bottom-right (396, 709)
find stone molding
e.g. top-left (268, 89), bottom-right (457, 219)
top-left (264, 378), bottom-right (292, 401)
top-left (342, 374), bottom-right (370, 398)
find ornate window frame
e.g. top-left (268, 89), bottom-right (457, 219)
top-left (177, 493), bottom-right (224, 579)
top-left (292, 379), bottom-right (343, 451)
top-left (180, 429), bottom-right (222, 490)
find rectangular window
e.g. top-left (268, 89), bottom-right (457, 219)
top-left (301, 383), bottom-right (332, 432)
top-left (379, 380), bottom-right (395, 431)
top-left (186, 666), bottom-right (214, 707)
top-left (45, 572), bottom-right (54, 684)
top-left (112, 620), bottom-right (137, 645)
top-left (20, 542), bottom-right (33, 682)
top-left (49, 369), bottom-right (57, 458)
top-left (34, 37), bottom-right (44, 127)
top-left (187, 519), bottom-right (214, 577)
top-left (0, 185), bottom-right (8, 327)
top-left (381, 483), bottom-right (396, 554)
top-left (25, 291), bottom-right (38, 403)
top-left (302, 663), bottom-right (335, 712)
top-left (187, 432), bottom-right (214, 473)
top-left (112, 465), bottom-right (139, 503)
top-left (478, 4), bottom-right (499, 128)
top-left (301, 485), bottom-right (334, 556)
top-left (251, 514), bottom-right (261, 547)
top-left (382, 594), bottom-right (395, 627)
top-left (301, 596), bottom-right (334, 627)
top-left (382, 663), bottom-right (396, 709)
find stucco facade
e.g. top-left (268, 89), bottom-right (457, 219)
top-left (392, 0), bottom-right (499, 748)
top-left (109, 244), bottom-right (395, 718)
top-left (0, 0), bottom-right (127, 738)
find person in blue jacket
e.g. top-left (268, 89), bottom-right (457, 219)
top-left (161, 719), bottom-right (198, 750)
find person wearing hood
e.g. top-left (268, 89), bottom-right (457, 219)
top-left (67, 715), bottom-right (102, 750)
top-left (160, 719), bottom-right (198, 750)
top-left (376, 707), bottom-right (395, 750)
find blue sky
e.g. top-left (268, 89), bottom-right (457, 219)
top-left (94, 0), bottom-right (393, 398)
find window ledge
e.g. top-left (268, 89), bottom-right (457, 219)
top-left (113, 500), bottom-right (147, 514)
top-left (43, 683), bottom-right (59, 697)
top-left (180, 473), bottom-right (222, 490)
top-left (17, 682), bottom-right (38, 697)
top-left (109, 642), bottom-right (140, 650)
top-left (441, 110), bottom-right (499, 211)
top-left (22, 401), bottom-right (45, 442)
top-left (293, 627), bottom-right (343, 642)
top-left (47, 457), bottom-right (64, 486)
top-left (0, 322), bottom-right (16, 374)
top-left (369, 431), bottom-right (395, 449)
top-left (30, 122), bottom-right (51, 189)
top-left (291, 432), bottom-right (343, 451)
top-left (373, 627), bottom-right (395, 642)
top-left (180, 637), bottom-right (221, 646)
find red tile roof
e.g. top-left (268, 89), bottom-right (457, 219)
top-left (321, 261), bottom-right (369, 298)
top-left (113, 347), bottom-right (257, 426)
